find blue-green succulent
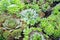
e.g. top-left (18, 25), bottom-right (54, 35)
top-left (20, 9), bottom-right (40, 25)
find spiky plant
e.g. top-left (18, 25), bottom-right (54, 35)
top-left (23, 27), bottom-right (45, 40)
top-left (20, 9), bottom-right (40, 25)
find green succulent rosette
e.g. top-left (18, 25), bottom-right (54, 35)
top-left (41, 2), bottom-right (50, 12)
top-left (3, 18), bottom-right (22, 30)
top-left (11, 29), bottom-right (22, 39)
top-left (52, 3), bottom-right (60, 15)
top-left (23, 27), bottom-right (45, 40)
top-left (3, 31), bottom-right (11, 40)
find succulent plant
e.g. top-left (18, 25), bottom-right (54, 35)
top-left (44, 24), bottom-right (54, 36)
top-left (0, 0), bottom-right (11, 11)
top-left (3, 30), bottom-right (11, 40)
top-left (53, 29), bottom-right (60, 38)
top-left (23, 27), bottom-right (45, 40)
top-left (3, 18), bottom-right (22, 30)
top-left (52, 3), bottom-right (60, 15)
top-left (38, 0), bottom-right (45, 5)
top-left (0, 28), bottom-right (4, 40)
top-left (11, 29), bottom-right (22, 39)
top-left (31, 4), bottom-right (40, 12)
top-left (20, 9), bottom-right (40, 25)
top-left (40, 18), bottom-right (49, 29)
top-left (7, 4), bottom-right (20, 15)
top-left (41, 2), bottom-right (50, 12)
top-left (10, 0), bottom-right (25, 10)
top-left (0, 15), bottom-right (7, 24)
top-left (46, 0), bottom-right (54, 4)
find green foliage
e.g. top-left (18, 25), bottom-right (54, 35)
top-left (3, 31), bottom-right (10, 40)
top-left (7, 4), bottom-right (20, 14)
top-left (53, 29), bottom-right (60, 38)
top-left (0, 0), bottom-right (11, 11)
top-left (41, 2), bottom-right (50, 12)
top-left (11, 29), bottom-right (22, 39)
top-left (44, 24), bottom-right (54, 35)
top-left (46, 0), bottom-right (54, 4)
top-left (3, 18), bottom-right (21, 29)
top-left (0, 15), bottom-right (7, 23)
top-left (0, 0), bottom-right (11, 14)
top-left (31, 4), bottom-right (40, 12)
top-left (40, 18), bottom-right (49, 29)
top-left (20, 9), bottom-right (40, 25)
top-left (38, 0), bottom-right (45, 5)
top-left (23, 27), bottom-right (45, 40)
top-left (10, 0), bottom-right (25, 10)
top-left (29, 32), bottom-right (42, 40)
top-left (0, 28), bottom-right (4, 40)
top-left (52, 3), bottom-right (60, 15)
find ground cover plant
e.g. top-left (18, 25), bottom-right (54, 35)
top-left (0, 0), bottom-right (60, 40)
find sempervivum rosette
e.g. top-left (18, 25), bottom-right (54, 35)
top-left (23, 27), bottom-right (45, 40)
top-left (3, 18), bottom-right (22, 30)
top-left (2, 18), bottom-right (23, 39)
top-left (20, 9), bottom-right (40, 25)
top-left (52, 3), bottom-right (60, 15)
top-left (0, 15), bottom-right (8, 26)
